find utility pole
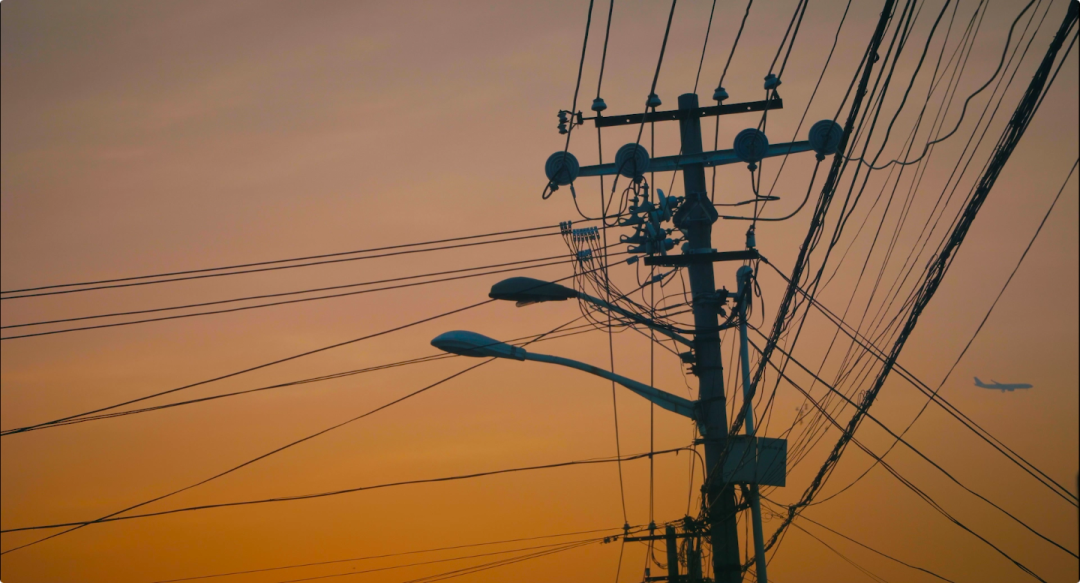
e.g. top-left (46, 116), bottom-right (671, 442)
top-left (540, 86), bottom-right (831, 581)
top-left (665, 525), bottom-right (682, 583)
top-left (672, 92), bottom-right (742, 582)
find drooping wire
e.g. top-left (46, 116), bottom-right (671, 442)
top-left (692, 0), bottom-right (718, 94)
top-left (3, 449), bottom-right (689, 532)
top-left (1, 230), bottom-right (566, 300)
top-left (711, 0), bottom-right (754, 201)
top-left (0, 309), bottom-right (615, 554)
top-left (2, 261), bottom-right (620, 437)
top-left (0, 251), bottom-right (589, 333)
top-left (148, 526), bottom-right (631, 583)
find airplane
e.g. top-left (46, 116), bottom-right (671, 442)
top-left (974, 377), bottom-right (1032, 392)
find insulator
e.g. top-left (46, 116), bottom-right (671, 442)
top-left (545, 151), bottom-right (580, 186)
top-left (614, 143), bottom-right (650, 179)
top-left (557, 111), bottom-right (569, 123)
top-left (577, 249), bottom-right (593, 261)
top-left (733, 128), bottom-right (770, 164)
top-left (646, 93), bottom-right (662, 108)
top-left (557, 122), bottom-right (568, 135)
top-left (808, 119), bottom-right (844, 160)
top-left (764, 73), bottom-right (781, 90)
top-left (592, 97), bottom-right (608, 112)
top-left (712, 86), bottom-right (729, 102)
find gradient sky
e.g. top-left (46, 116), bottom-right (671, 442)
top-left (2, 1), bottom-right (1078, 582)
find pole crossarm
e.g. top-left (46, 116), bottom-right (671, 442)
top-left (578, 142), bottom-right (813, 177)
top-left (585, 97), bottom-right (783, 127)
top-left (525, 353), bottom-right (696, 419)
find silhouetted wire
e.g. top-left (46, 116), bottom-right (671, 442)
top-left (692, 0), bottom-right (718, 94)
top-left (717, 0), bottom-right (752, 90)
top-left (758, 257), bottom-right (1079, 506)
top-left (149, 526), bottom-right (631, 583)
top-left (0, 252), bottom-right (625, 341)
top-left (786, 509), bottom-right (957, 582)
top-left (850, 0), bottom-right (1041, 170)
top-left (0, 258), bottom-right (625, 438)
top-left (785, 517), bottom-right (889, 583)
top-left (273, 538), bottom-right (610, 583)
top-left (745, 336), bottom-right (1053, 580)
top-left (814, 158), bottom-right (1080, 504)
top-left (1, 251), bottom-right (586, 331)
top-left (595, 0), bottom-right (614, 99)
top-left (0, 285), bottom-right (623, 555)
top-left (0, 231), bottom-right (567, 300)
top-left (710, 0), bottom-right (755, 201)
top-left (561, 0), bottom-right (594, 154)
top-left (3, 323), bottom-right (602, 435)
top-left (2, 449), bottom-right (688, 532)
top-left (748, 331), bottom-right (1078, 559)
top-left (775, 0), bottom-right (809, 80)
top-left (398, 539), bottom-right (600, 583)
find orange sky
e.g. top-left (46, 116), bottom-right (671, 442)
top-left (2, 1), bottom-right (1078, 582)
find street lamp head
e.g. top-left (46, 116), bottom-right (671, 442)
top-left (489, 277), bottom-right (578, 306)
top-left (431, 330), bottom-right (527, 360)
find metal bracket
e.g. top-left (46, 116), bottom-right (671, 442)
top-left (587, 97), bottom-right (783, 128)
top-left (645, 249), bottom-right (759, 266)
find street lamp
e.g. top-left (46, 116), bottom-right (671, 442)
top-left (488, 277), bottom-right (692, 348)
top-left (431, 330), bottom-right (695, 419)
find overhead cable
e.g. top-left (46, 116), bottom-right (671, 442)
top-left (0, 229), bottom-right (568, 300)
top-left (2, 449), bottom-right (688, 532)
top-left (149, 526), bottom-right (631, 583)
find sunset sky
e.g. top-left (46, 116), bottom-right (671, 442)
top-left (2, 1), bottom-right (1078, 582)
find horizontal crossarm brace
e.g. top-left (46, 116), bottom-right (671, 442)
top-left (645, 249), bottom-right (760, 267)
top-left (588, 98), bottom-right (783, 128)
top-left (578, 142), bottom-right (812, 178)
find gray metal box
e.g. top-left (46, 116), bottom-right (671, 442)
top-left (721, 436), bottom-right (787, 487)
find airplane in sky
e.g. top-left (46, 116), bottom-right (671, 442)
top-left (974, 377), bottom-right (1033, 392)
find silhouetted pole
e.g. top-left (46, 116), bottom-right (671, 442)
top-left (672, 92), bottom-right (742, 582)
top-left (665, 525), bottom-right (682, 583)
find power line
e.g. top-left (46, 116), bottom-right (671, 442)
top-left (0, 251), bottom-right (627, 341)
top-left (398, 538), bottom-right (601, 583)
top-left (788, 510), bottom-right (957, 583)
top-left (1, 251), bottom-right (586, 332)
top-left (759, 256), bottom-right (1079, 507)
top-left (692, 0), bottom-right (717, 94)
top-left (0, 223), bottom-right (575, 296)
top-left (3, 323), bottom-right (602, 436)
top-left (748, 330), bottom-right (1078, 560)
top-left (808, 157), bottom-right (1080, 506)
top-left (2, 449), bottom-right (688, 533)
top-left (743, 336), bottom-right (1052, 581)
top-left (0, 300), bottom-right (490, 436)
top-left (149, 526), bottom-right (630, 583)
top-left (0, 259), bottom-right (627, 437)
top-left (785, 518), bottom-right (890, 583)
top-left (0, 279), bottom-right (629, 555)
top-left (273, 537), bottom-right (607, 583)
